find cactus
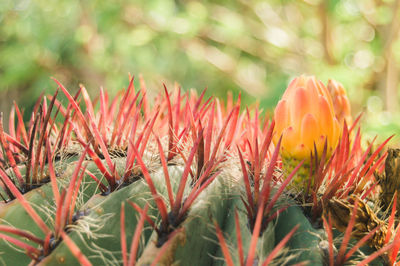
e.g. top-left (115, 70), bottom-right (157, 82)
top-left (0, 75), bottom-right (399, 266)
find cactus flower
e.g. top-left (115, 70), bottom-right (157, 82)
top-left (327, 79), bottom-right (352, 126)
top-left (274, 76), bottom-right (341, 160)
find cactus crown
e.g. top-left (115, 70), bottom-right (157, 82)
top-left (0, 76), bottom-right (399, 265)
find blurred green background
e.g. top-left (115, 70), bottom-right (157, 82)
top-left (1, 0), bottom-right (400, 142)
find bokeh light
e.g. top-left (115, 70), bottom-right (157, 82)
top-left (1, 0), bottom-right (400, 142)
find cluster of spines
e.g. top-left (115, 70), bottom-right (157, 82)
top-left (0, 76), bottom-right (398, 265)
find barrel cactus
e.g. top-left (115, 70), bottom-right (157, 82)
top-left (0, 75), bottom-right (399, 265)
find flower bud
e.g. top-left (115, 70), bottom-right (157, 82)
top-left (274, 76), bottom-right (340, 160)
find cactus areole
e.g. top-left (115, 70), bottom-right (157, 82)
top-left (0, 75), bottom-right (398, 266)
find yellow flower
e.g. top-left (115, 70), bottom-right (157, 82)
top-left (327, 79), bottom-right (352, 127)
top-left (274, 76), bottom-right (341, 160)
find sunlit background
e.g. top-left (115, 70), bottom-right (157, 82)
top-left (1, 0), bottom-right (400, 142)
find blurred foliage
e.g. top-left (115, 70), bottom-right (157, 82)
top-left (1, 0), bottom-right (400, 142)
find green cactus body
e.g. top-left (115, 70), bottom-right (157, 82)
top-left (0, 79), bottom-right (396, 266)
top-left (281, 157), bottom-right (311, 192)
top-left (40, 165), bottom-right (183, 265)
top-left (274, 204), bottom-right (323, 265)
top-left (39, 178), bottom-right (155, 265)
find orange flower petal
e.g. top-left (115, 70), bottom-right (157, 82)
top-left (292, 143), bottom-right (310, 160)
top-left (284, 76), bottom-right (302, 98)
top-left (327, 79), bottom-right (352, 126)
top-left (330, 118), bottom-right (340, 149)
top-left (300, 113), bottom-right (319, 150)
top-left (274, 99), bottom-right (289, 135)
top-left (281, 126), bottom-right (299, 157)
top-left (290, 87), bottom-right (311, 129)
top-left (318, 95), bottom-right (334, 134)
